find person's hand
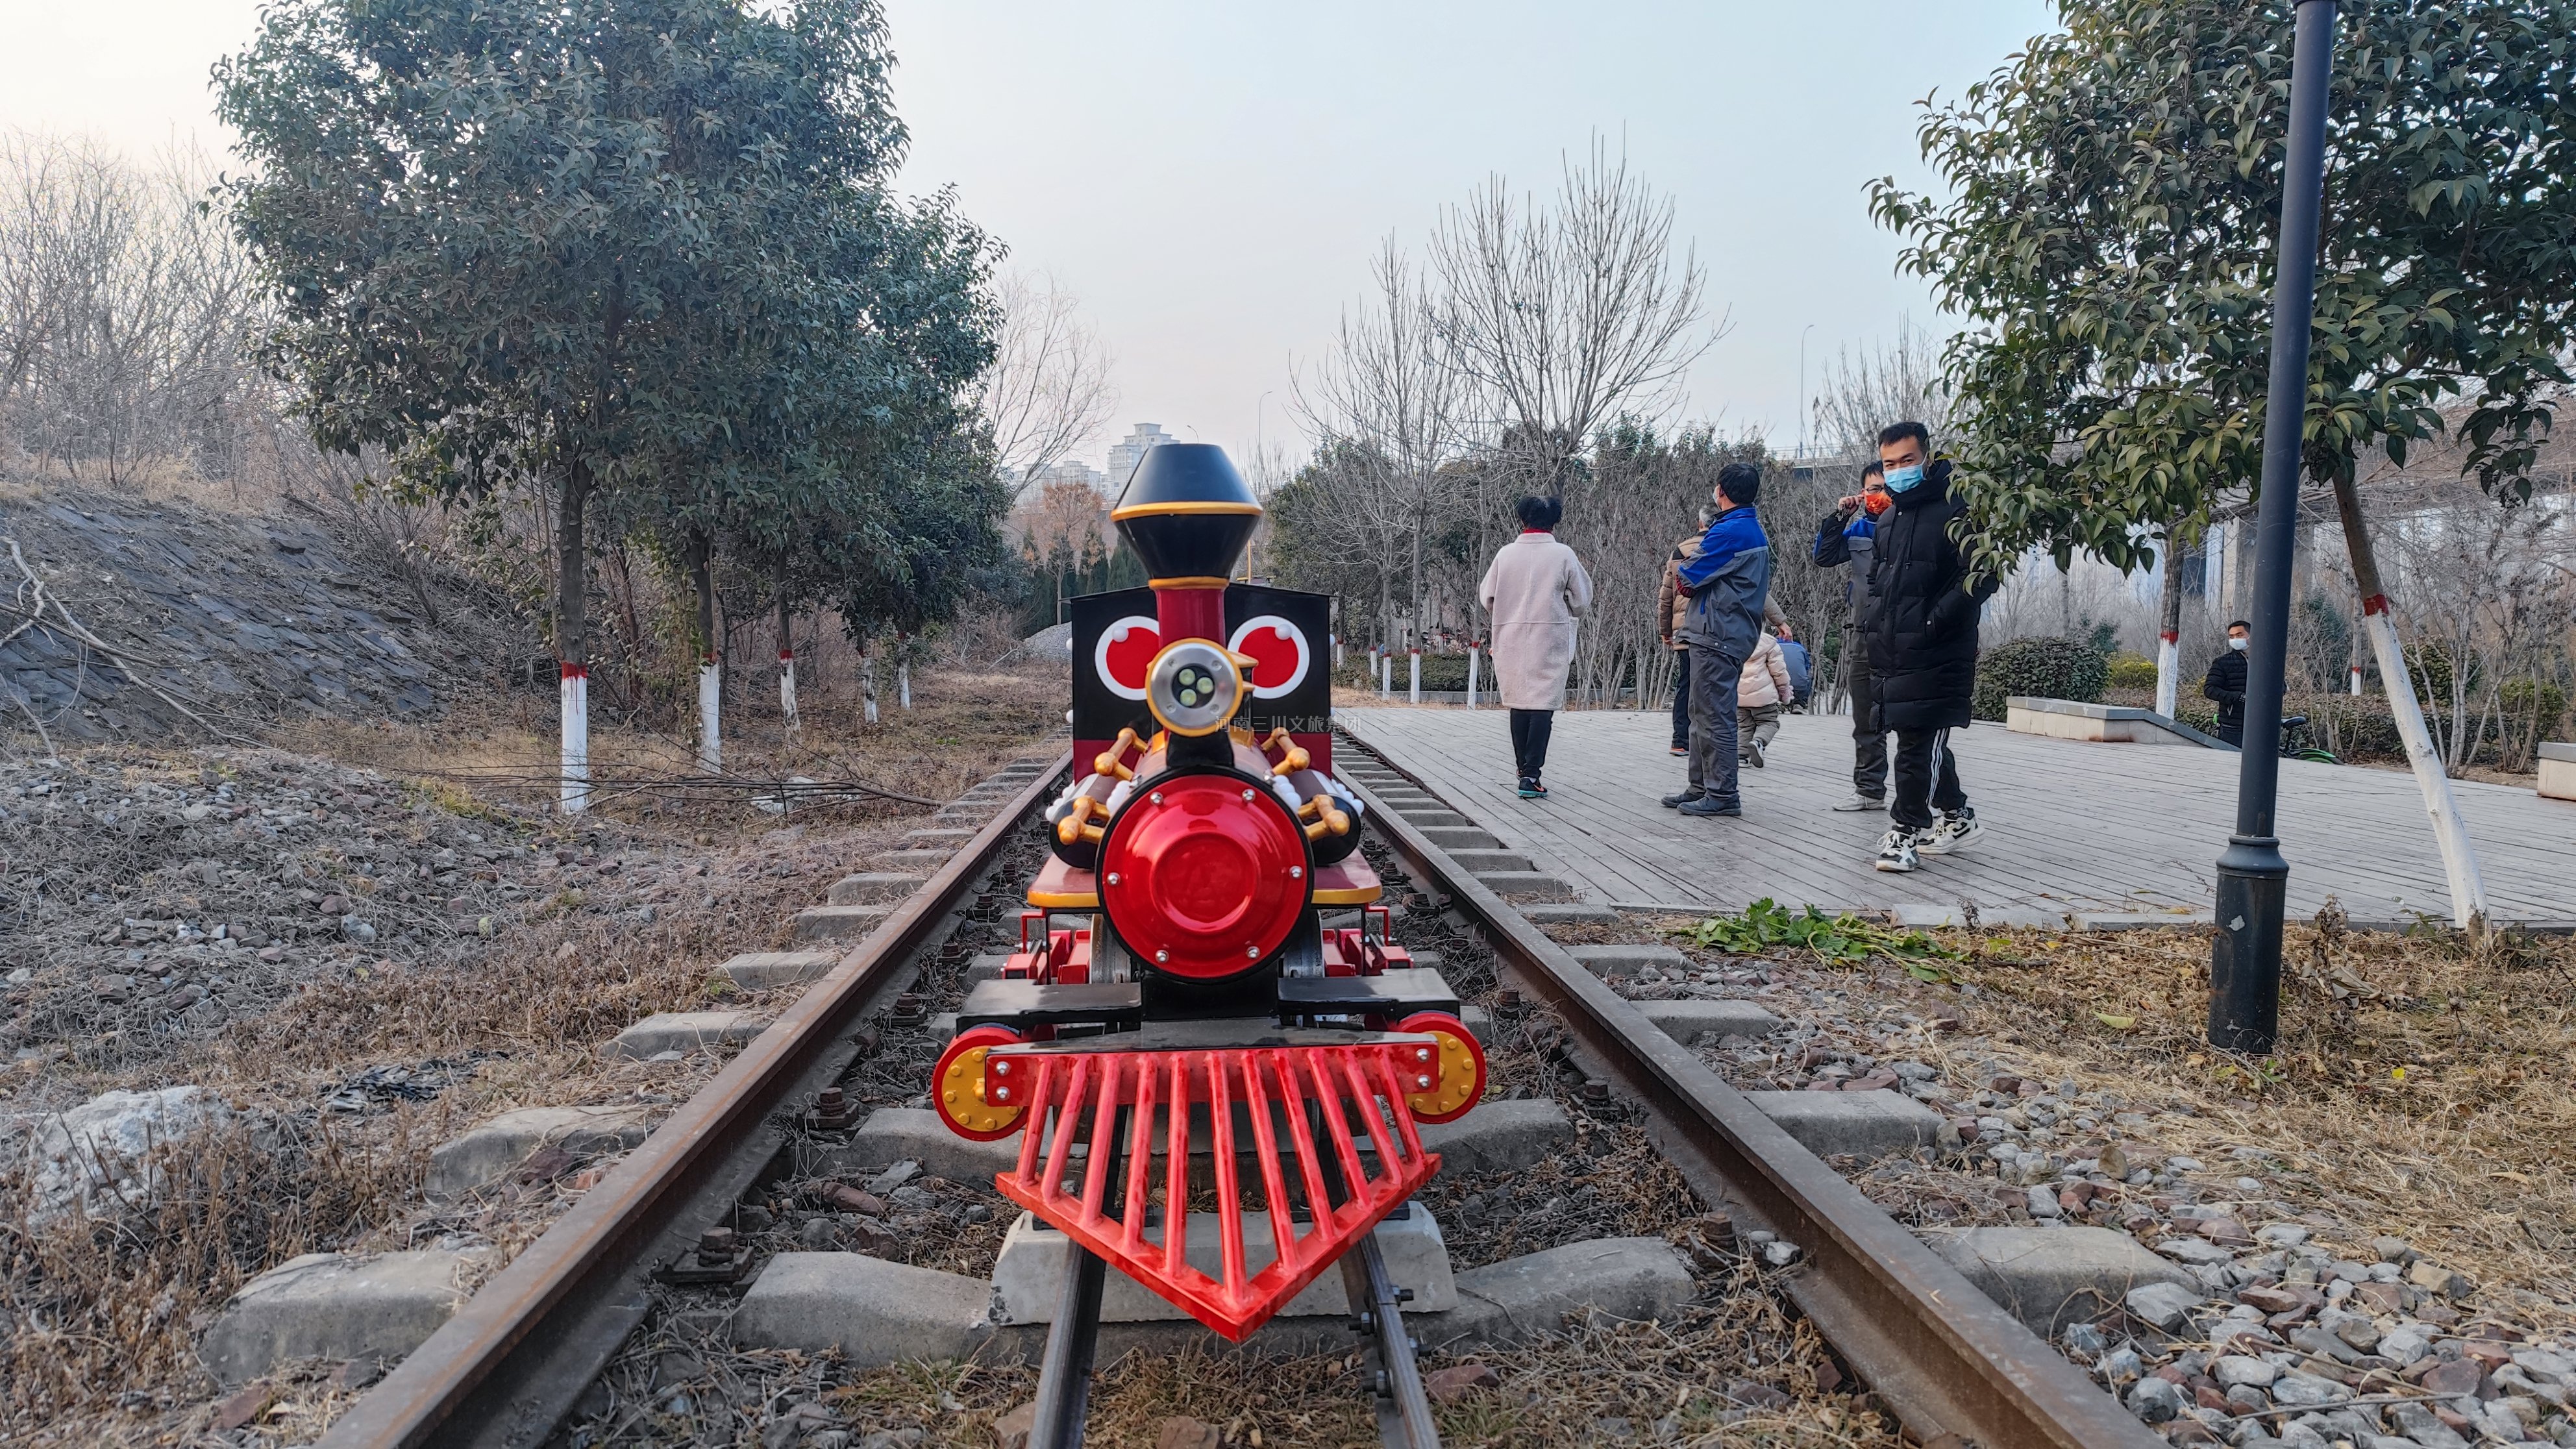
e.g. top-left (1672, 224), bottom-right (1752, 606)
top-left (1836, 495), bottom-right (1862, 514)
top-left (1777, 623), bottom-right (1794, 641)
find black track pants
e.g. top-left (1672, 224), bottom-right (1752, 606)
top-left (1890, 726), bottom-right (1968, 832)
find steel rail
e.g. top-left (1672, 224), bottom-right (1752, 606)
top-left (321, 759), bottom-right (1071, 1449)
top-left (1334, 750), bottom-right (2161, 1449)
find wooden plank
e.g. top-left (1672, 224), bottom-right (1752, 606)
top-left (1341, 706), bottom-right (2575, 924)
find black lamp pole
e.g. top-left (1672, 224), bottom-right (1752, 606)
top-left (2209, 0), bottom-right (2339, 1054)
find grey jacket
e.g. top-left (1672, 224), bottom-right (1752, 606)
top-left (1674, 506), bottom-right (1774, 662)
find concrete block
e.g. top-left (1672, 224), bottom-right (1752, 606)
top-left (1476, 872), bottom-right (1576, 902)
top-left (878, 848), bottom-right (953, 872)
top-left (1429, 1237), bottom-right (1694, 1348)
top-left (794, 904), bottom-right (891, 943)
top-left (902, 828), bottom-right (978, 848)
top-left (991, 1207), bottom-right (1454, 1323)
top-left (965, 953), bottom-right (1011, 985)
top-left (426, 1104), bottom-right (649, 1201)
top-left (2072, 912), bottom-right (2210, 932)
top-left (1520, 902), bottom-right (1619, 926)
top-left (730, 1253), bottom-right (986, 1368)
top-left (929, 1011), bottom-right (958, 1043)
top-left (199, 1250), bottom-right (483, 1386)
top-left (1390, 808), bottom-right (1468, 830)
top-left (718, 950), bottom-right (841, 990)
top-left (1744, 1089), bottom-right (1941, 1160)
top-left (2538, 743), bottom-right (2576, 801)
top-left (826, 872), bottom-right (925, 906)
top-left (1417, 826), bottom-right (1502, 852)
top-left (1414, 1099), bottom-right (1573, 1175)
top-left (610, 1010), bottom-right (765, 1061)
top-left (1635, 998), bottom-right (1781, 1043)
top-left (1447, 848), bottom-right (1535, 874)
top-left (1567, 944), bottom-right (1691, 976)
top-left (1923, 1227), bottom-right (2198, 1336)
top-left (838, 1108), bottom-right (1021, 1185)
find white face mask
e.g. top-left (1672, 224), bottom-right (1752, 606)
top-left (2228, 637), bottom-right (2249, 651)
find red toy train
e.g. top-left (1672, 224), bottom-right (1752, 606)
top-left (929, 445), bottom-right (1484, 1371)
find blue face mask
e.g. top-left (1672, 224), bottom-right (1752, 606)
top-left (1884, 463), bottom-right (1926, 493)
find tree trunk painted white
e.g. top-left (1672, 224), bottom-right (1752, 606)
top-left (2155, 635), bottom-right (2180, 718)
top-left (898, 660), bottom-right (911, 710)
top-left (697, 658), bottom-right (721, 773)
top-left (2155, 520), bottom-right (2185, 718)
top-left (1466, 645), bottom-right (1480, 708)
top-left (1379, 651), bottom-right (1391, 697)
top-left (2333, 473), bottom-right (2486, 930)
top-left (559, 665), bottom-right (590, 813)
top-left (1332, 634), bottom-right (1343, 667)
top-left (1407, 649), bottom-right (1420, 704)
top-left (779, 650), bottom-right (800, 730)
top-left (861, 654), bottom-right (880, 725)
top-left (2348, 663), bottom-right (2362, 696)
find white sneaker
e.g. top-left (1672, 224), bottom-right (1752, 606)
top-left (1830, 793), bottom-right (1885, 812)
top-left (1745, 739), bottom-right (1766, 769)
top-left (1874, 828), bottom-right (1920, 873)
top-left (1918, 811), bottom-right (1984, 856)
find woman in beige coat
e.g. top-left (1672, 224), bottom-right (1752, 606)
top-left (1478, 495), bottom-right (1594, 798)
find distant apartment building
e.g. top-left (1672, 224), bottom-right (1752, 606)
top-left (1103, 423), bottom-right (1176, 491)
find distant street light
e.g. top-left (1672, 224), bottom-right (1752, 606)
top-left (1797, 323), bottom-right (1817, 458)
top-left (2209, 0), bottom-right (2340, 1055)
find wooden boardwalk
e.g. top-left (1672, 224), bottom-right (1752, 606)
top-left (1341, 705), bottom-right (2576, 926)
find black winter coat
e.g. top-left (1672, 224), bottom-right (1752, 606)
top-left (1862, 462), bottom-right (1997, 732)
top-left (2203, 649), bottom-right (2247, 728)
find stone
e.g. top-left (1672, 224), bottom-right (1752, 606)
top-left (1743, 1089), bottom-right (1942, 1160)
top-left (826, 873), bottom-right (924, 906)
top-left (25, 1085), bottom-right (232, 1220)
top-left (2406, 1259), bottom-right (2473, 1298)
top-left (718, 950), bottom-right (843, 990)
top-left (2256, 1224), bottom-right (2311, 1248)
top-left (1475, 872), bottom-right (1576, 902)
top-left (1433, 1237), bottom-right (1695, 1347)
top-left (1567, 944), bottom-right (1693, 977)
top-left (794, 904), bottom-right (893, 943)
top-left (2213, 1356), bottom-right (2279, 1388)
top-left (2269, 1370), bottom-right (2354, 1407)
top-left (2390, 1402), bottom-right (2472, 1449)
top-left (2154, 1238), bottom-right (2238, 1267)
top-left (199, 1250), bottom-right (483, 1386)
top-left (2372, 1236), bottom-right (2418, 1265)
top-left (2125, 1281), bottom-right (2211, 1333)
top-left (730, 1254), bottom-right (987, 1368)
top-left (2129, 1376), bottom-right (2184, 1422)
top-left (1923, 1227), bottom-right (2196, 1336)
top-left (610, 1011), bottom-right (765, 1061)
top-left (2418, 1357), bottom-right (2487, 1396)
top-left (1518, 903), bottom-right (1620, 925)
top-left (990, 1207), bottom-right (1455, 1322)
top-left (2378, 1325), bottom-right (2433, 1367)
top-left (426, 1104), bottom-right (650, 1201)
top-left (1631, 998), bottom-right (1781, 1044)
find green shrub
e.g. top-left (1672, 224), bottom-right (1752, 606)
top-left (2105, 651), bottom-right (2159, 691)
top-left (1974, 635), bottom-right (2111, 721)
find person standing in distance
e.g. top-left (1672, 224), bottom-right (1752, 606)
top-left (1865, 422), bottom-right (1999, 873)
top-left (2203, 620), bottom-right (2251, 746)
top-left (1813, 463), bottom-right (1892, 811)
top-left (1663, 462), bottom-right (1772, 819)
top-left (1479, 494), bottom-right (1594, 799)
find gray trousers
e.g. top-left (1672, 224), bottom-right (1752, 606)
top-left (1685, 643), bottom-right (1744, 804)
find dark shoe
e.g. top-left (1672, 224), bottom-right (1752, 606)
top-left (1529, 778), bottom-right (1547, 797)
top-left (1677, 795), bottom-right (1740, 817)
top-left (1516, 776), bottom-right (1541, 799)
top-left (1668, 743), bottom-right (1689, 756)
top-left (1660, 789), bottom-right (1703, 808)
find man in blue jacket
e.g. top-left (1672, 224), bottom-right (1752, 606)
top-left (1661, 462), bottom-right (1773, 818)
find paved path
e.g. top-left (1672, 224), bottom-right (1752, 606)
top-left (1341, 706), bottom-right (2575, 926)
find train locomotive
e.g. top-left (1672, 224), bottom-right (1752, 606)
top-left (929, 443), bottom-right (1483, 1440)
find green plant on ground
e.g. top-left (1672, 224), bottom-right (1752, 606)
top-left (1671, 898), bottom-right (1962, 980)
top-left (1972, 635), bottom-right (2111, 721)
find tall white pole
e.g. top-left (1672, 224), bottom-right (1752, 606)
top-left (1407, 649), bottom-right (1420, 704)
top-left (1466, 644), bottom-right (1480, 709)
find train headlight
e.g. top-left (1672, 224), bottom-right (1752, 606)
top-left (1145, 639), bottom-right (1246, 737)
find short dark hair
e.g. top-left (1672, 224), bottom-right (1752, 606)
top-left (1515, 494), bottom-right (1562, 530)
top-left (1715, 462), bottom-right (1762, 507)
top-left (1861, 460), bottom-right (1885, 479)
top-left (2227, 619), bottom-right (2251, 632)
top-left (1878, 420), bottom-right (1931, 452)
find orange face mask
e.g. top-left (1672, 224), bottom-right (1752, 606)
top-left (1863, 487), bottom-right (1892, 517)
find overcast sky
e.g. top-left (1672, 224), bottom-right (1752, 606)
top-left (1, 0), bottom-right (2059, 474)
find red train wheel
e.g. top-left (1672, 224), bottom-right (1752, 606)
top-left (934, 1024), bottom-right (1026, 1141)
top-left (1394, 1011), bottom-right (1486, 1124)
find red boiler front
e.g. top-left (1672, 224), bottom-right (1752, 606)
top-left (1097, 773), bottom-right (1309, 980)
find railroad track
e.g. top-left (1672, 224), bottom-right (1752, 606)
top-left (310, 743), bottom-right (2158, 1449)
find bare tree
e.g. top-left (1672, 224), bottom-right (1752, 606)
top-left (975, 269), bottom-right (1117, 493)
top-left (1809, 317), bottom-right (1950, 462)
top-left (1430, 138), bottom-right (1716, 497)
top-left (1294, 238), bottom-right (1471, 683)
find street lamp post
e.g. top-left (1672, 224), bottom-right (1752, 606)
top-left (1797, 323), bottom-right (1816, 458)
top-left (2208, 0), bottom-right (2339, 1055)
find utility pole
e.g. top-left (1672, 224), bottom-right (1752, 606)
top-left (1797, 323), bottom-right (1816, 459)
top-left (2208, 0), bottom-right (2338, 1056)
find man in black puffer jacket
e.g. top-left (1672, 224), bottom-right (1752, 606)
top-left (1861, 421), bottom-right (2000, 873)
top-left (2203, 620), bottom-right (2251, 745)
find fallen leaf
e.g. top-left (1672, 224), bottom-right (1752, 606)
top-left (2094, 1013), bottom-right (2136, 1030)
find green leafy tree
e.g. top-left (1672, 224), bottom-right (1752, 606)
top-left (216, 0), bottom-right (946, 802)
top-left (1870, 0), bottom-right (2576, 578)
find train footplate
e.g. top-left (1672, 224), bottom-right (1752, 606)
top-left (985, 1035), bottom-right (1444, 1342)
